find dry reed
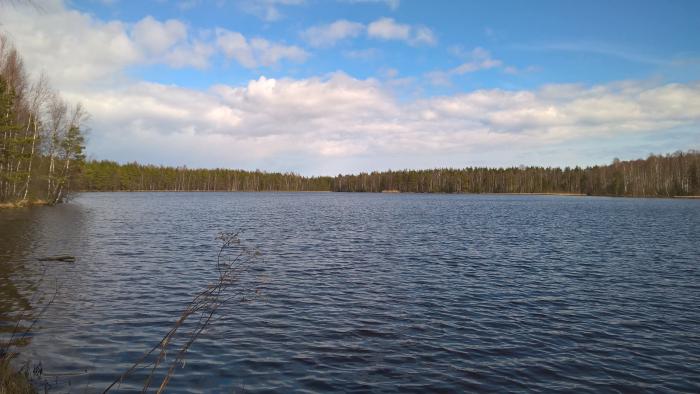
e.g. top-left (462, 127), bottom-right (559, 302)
top-left (104, 232), bottom-right (263, 393)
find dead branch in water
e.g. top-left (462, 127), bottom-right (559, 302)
top-left (104, 232), bottom-right (264, 393)
top-left (37, 255), bottom-right (75, 263)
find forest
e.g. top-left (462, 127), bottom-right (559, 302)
top-left (0, 35), bottom-right (86, 206)
top-left (80, 150), bottom-right (700, 198)
top-left (331, 151), bottom-right (700, 196)
top-left (79, 160), bottom-right (333, 192)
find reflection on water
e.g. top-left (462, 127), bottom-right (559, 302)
top-left (0, 208), bottom-right (41, 349)
top-left (0, 204), bottom-right (88, 358)
top-left (1, 192), bottom-right (700, 393)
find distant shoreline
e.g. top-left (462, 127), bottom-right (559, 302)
top-left (483, 192), bottom-right (587, 196)
top-left (69, 190), bottom-right (700, 199)
top-left (0, 199), bottom-right (50, 209)
top-left (76, 151), bottom-right (700, 199)
top-left (76, 190), bottom-right (334, 193)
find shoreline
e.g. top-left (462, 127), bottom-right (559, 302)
top-left (75, 189), bottom-right (333, 193)
top-left (483, 192), bottom-right (587, 196)
top-left (0, 199), bottom-right (50, 210)
top-left (68, 191), bottom-right (700, 199)
top-left (0, 358), bottom-right (34, 393)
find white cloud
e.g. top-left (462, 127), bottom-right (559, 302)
top-left (0, 2), bottom-right (308, 85)
top-left (341, 0), bottom-right (400, 10)
top-left (76, 74), bottom-right (700, 173)
top-left (411, 26), bottom-right (437, 46)
top-left (0, 4), bottom-right (216, 89)
top-left (367, 18), bottom-right (436, 46)
top-left (0, 4), bottom-right (138, 88)
top-left (216, 28), bottom-right (308, 68)
top-left (452, 47), bottom-right (502, 74)
top-left (301, 20), bottom-right (365, 48)
top-left (426, 47), bottom-right (511, 86)
top-left (239, 0), bottom-right (306, 22)
top-left (131, 16), bottom-right (187, 55)
top-left (163, 40), bottom-right (216, 69)
top-left (303, 17), bottom-right (434, 48)
top-left (215, 30), bottom-right (255, 68)
top-left (131, 16), bottom-right (214, 69)
top-left (249, 38), bottom-right (308, 66)
top-left (367, 17), bottom-right (409, 40)
top-left (1, 1), bottom-right (315, 78)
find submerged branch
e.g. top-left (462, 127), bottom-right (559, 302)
top-left (104, 232), bottom-right (264, 393)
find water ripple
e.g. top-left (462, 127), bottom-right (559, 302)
top-left (0, 193), bottom-right (699, 392)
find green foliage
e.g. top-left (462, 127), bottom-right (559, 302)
top-left (79, 161), bottom-right (333, 192)
top-left (332, 151), bottom-right (700, 196)
top-left (0, 77), bottom-right (28, 200)
top-left (0, 40), bottom-right (87, 205)
top-left (79, 150), bottom-right (700, 197)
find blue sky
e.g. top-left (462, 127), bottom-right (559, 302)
top-left (75, 0), bottom-right (700, 90)
top-left (1, 0), bottom-right (699, 174)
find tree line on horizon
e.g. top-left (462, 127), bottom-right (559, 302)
top-left (333, 151), bottom-right (700, 196)
top-left (0, 34), bottom-right (87, 206)
top-left (79, 160), bottom-right (333, 192)
top-left (79, 150), bottom-right (700, 197)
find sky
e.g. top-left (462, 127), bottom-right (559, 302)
top-left (1, 0), bottom-right (699, 175)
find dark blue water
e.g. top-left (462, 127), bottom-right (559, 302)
top-left (1, 192), bottom-right (699, 393)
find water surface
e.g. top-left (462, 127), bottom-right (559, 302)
top-left (1, 192), bottom-right (699, 392)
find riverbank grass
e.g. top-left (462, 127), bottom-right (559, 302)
top-left (0, 199), bottom-right (49, 209)
top-left (0, 358), bottom-right (35, 394)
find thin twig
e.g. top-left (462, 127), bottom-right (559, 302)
top-left (104, 232), bottom-right (262, 393)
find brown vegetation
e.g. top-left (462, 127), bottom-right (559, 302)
top-left (0, 358), bottom-right (35, 394)
top-left (104, 232), bottom-right (264, 393)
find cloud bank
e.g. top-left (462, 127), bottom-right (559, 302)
top-left (79, 74), bottom-right (700, 173)
top-left (302, 18), bottom-right (436, 48)
top-left (367, 18), bottom-right (436, 46)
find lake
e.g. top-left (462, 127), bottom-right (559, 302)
top-left (1, 192), bottom-right (699, 392)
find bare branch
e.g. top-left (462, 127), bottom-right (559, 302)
top-left (104, 232), bottom-right (264, 393)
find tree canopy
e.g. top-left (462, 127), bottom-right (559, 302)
top-left (0, 34), bottom-right (87, 205)
top-left (80, 151), bottom-right (700, 198)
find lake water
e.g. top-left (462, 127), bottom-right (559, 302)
top-left (1, 192), bottom-right (699, 393)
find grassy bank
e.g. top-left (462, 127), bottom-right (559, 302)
top-left (0, 359), bottom-right (35, 394)
top-left (0, 200), bottom-right (49, 209)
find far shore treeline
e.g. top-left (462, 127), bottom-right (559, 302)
top-left (79, 150), bottom-right (700, 198)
